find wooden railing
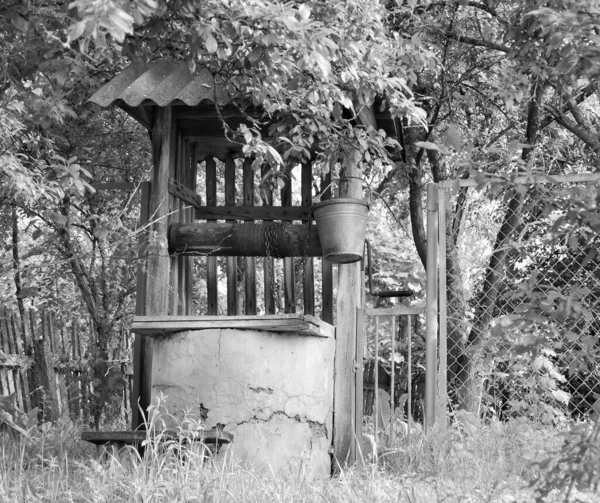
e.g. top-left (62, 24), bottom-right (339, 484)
top-left (169, 154), bottom-right (334, 322)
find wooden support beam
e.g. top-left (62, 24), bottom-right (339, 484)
top-left (170, 222), bottom-right (323, 257)
top-left (195, 206), bottom-right (310, 221)
top-left (333, 149), bottom-right (363, 467)
top-left (168, 178), bottom-right (202, 212)
top-left (138, 105), bottom-right (174, 424)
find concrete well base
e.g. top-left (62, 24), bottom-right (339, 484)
top-left (151, 328), bottom-right (335, 479)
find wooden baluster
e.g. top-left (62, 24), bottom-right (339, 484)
top-left (282, 174), bottom-right (295, 313)
top-left (243, 158), bottom-right (257, 315)
top-left (301, 164), bottom-right (314, 315)
top-left (262, 165), bottom-right (275, 314)
top-left (206, 158), bottom-right (219, 315)
top-left (225, 156), bottom-right (238, 315)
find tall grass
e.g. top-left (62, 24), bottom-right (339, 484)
top-left (0, 410), bottom-right (597, 503)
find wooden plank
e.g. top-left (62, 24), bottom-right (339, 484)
top-left (12, 310), bottom-right (30, 411)
top-left (363, 307), bottom-right (425, 316)
top-left (301, 164), bottom-right (315, 315)
top-left (243, 158), bottom-right (257, 315)
top-left (205, 158), bottom-right (218, 315)
top-left (131, 314), bottom-right (335, 338)
top-left (33, 320), bottom-right (59, 422)
top-left (0, 309), bottom-right (12, 398)
top-left (24, 310), bottom-right (39, 412)
top-left (225, 156), bottom-right (238, 315)
top-left (282, 175), bottom-right (295, 313)
top-left (195, 206), bottom-right (310, 221)
top-left (262, 165), bottom-right (275, 314)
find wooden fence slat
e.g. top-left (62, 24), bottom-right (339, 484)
top-left (12, 310), bottom-right (30, 411)
top-left (206, 157), bottom-right (218, 315)
top-left (34, 311), bottom-right (59, 422)
top-left (0, 308), bottom-right (13, 398)
top-left (243, 158), bottom-right (257, 315)
top-left (23, 310), bottom-right (38, 411)
top-left (225, 156), bottom-right (238, 316)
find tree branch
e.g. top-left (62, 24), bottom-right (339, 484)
top-left (443, 30), bottom-right (510, 53)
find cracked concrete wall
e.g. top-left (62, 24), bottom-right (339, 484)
top-left (151, 328), bottom-right (335, 478)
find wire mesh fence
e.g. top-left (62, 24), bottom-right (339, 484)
top-left (438, 174), bottom-right (600, 423)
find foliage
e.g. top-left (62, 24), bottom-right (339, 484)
top-left (68, 0), bottom-right (431, 180)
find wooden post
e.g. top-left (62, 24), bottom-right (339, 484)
top-left (438, 186), bottom-right (447, 430)
top-left (425, 183), bottom-right (439, 431)
top-left (333, 152), bottom-right (363, 467)
top-left (133, 105), bottom-right (174, 428)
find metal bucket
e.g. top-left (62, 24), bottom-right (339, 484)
top-left (312, 198), bottom-right (369, 264)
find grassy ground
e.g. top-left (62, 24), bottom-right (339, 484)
top-left (0, 417), bottom-right (597, 503)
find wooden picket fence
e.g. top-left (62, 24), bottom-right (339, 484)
top-left (0, 306), bottom-right (133, 426)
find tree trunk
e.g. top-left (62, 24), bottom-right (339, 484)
top-left (454, 81), bottom-right (546, 412)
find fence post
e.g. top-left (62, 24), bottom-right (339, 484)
top-left (425, 183), bottom-right (439, 431)
top-left (438, 186), bottom-right (447, 430)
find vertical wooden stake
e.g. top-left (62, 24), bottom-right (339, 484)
top-left (425, 183), bottom-right (439, 431)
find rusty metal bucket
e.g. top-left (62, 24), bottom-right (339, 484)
top-left (313, 198), bottom-right (369, 264)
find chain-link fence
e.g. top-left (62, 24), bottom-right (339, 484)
top-left (438, 174), bottom-right (600, 423)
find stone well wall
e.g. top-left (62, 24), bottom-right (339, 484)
top-left (151, 328), bottom-right (335, 478)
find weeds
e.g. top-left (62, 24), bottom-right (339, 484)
top-left (1, 394), bottom-right (598, 502)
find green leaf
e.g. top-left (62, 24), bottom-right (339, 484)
top-left (443, 125), bottom-right (462, 150)
top-left (205, 34), bottom-right (218, 53)
top-left (414, 141), bottom-right (439, 151)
